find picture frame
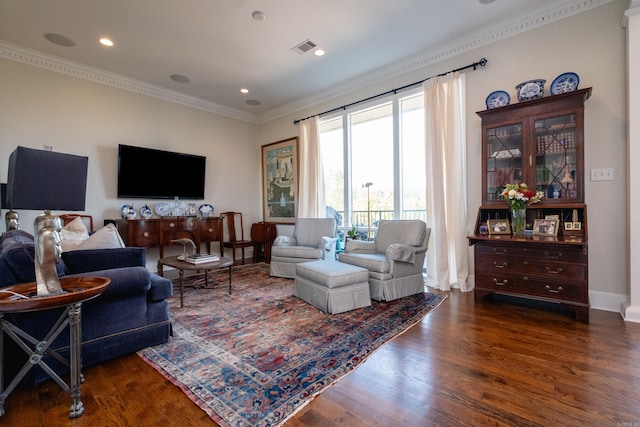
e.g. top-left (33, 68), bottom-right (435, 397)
top-left (564, 222), bottom-right (573, 231)
top-left (573, 222), bottom-right (582, 230)
top-left (261, 137), bottom-right (298, 223)
top-left (545, 214), bottom-right (559, 221)
top-left (533, 218), bottom-right (559, 236)
top-left (487, 219), bottom-right (511, 235)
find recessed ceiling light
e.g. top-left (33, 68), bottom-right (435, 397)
top-left (314, 49), bottom-right (325, 57)
top-left (240, 88), bottom-right (249, 94)
top-left (252, 11), bottom-right (266, 21)
top-left (246, 100), bottom-right (261, 106)
top-left (43, 33), bottom-right (76, 47)
top-left (170, 74), bottom-right (191, 83)
top-left (99, 38), bottom-right (114, 47)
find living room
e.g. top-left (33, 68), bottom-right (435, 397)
top-left (0, 0), bottom-right (639, 425)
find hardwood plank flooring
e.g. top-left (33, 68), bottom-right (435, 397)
top-left (2, 289), bottom-right (640, 426)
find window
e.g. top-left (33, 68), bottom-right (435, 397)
top-left (320, 91), bottom-right (426, 237)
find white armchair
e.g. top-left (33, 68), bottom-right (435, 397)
top-left (269, 218), bottom-right (338, 278)
top-left (338, 220), bottom-right (431, 301)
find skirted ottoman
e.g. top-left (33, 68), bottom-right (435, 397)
top-left (294, 260), bottom-right (371, 314)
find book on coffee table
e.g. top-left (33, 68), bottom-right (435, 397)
top-left (185, 254), bottom-right (220, 264)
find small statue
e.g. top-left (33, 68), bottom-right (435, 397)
top-left (34, 212), bottom-right (64, 295)
top-left (5, 209), bottom-right (19, 230)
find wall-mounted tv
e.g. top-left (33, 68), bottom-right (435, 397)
top-left (117, 144), bottom-right (206, 199)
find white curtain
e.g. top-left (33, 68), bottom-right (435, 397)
top-left (423, 72), bottom-right (472, 292)
top-left (297, 116), bottom-right (326, 218)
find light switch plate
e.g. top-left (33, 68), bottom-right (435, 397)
top-left (590, 168), bottom-right (614, 181)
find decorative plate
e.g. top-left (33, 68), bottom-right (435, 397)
top-left (155, 202), bottom-right (170, 217)
top-left (485, 90), bottom-right (510, 109)
top-left (140, 204), bottom-right (153, 219)
top-left (515, 79), bottom-right (546, 102)
top-left (550, 72), bottom-right (580, 95)
top-left (120, 204), bottom-right (133, 219)
top-left (199, 203), bottom-right (214, 218)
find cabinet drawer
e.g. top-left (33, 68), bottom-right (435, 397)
top-left (475, 243), bottom-right (585, 263)
top-left (123, 220), bottom-right (160, 247)
top-left (475, 256), bottom-right (586, 281)
top-left (199, 218), bottom-right (222, 241)
top-left (163, 218), bottom-right (198, 231)
top-left (475, 272), bottom-right (586, 303)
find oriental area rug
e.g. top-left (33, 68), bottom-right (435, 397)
top-left (138, 263), bottom-right (446, 427)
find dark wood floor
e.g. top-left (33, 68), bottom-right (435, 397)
top-left (3, 288), bottom-right (640, 426)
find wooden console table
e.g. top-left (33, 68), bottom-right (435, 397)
top-left (117, 217), bottom-right (223, 258)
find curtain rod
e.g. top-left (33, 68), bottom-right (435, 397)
top-left (293, 57), bottom-right (487, 125)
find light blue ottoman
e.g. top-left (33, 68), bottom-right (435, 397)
top-left (294, 260), bottom-right (371, 314)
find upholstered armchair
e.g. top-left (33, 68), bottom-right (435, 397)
top-left (338, 220), bottom-right (431, 301)
top-left (270, 218), bottom-right (338, 278)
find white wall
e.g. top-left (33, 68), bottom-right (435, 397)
top-left (258, 1), bottom-right (629, 311)
top-left (0, 57), bottom-right (261, 266)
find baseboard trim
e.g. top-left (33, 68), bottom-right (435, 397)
top-left (621, 302), bottom-right (640, 323)
top-left (588, 290), bottom-right (627, 314)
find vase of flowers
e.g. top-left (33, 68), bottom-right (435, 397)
top-left (502, 183), bottom-right (544, 236)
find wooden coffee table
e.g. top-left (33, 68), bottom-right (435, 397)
top-left (157, 256), bottom-right (233, 308)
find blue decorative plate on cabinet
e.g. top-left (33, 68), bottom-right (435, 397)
top-left (485, 90), bottom-right (510, 109)
top-left (199, 203), bottom-right (214, 217)
top-left (515, 79), bottom-right (546, 102)
top-left (550, 72), bottom-right (580, 95)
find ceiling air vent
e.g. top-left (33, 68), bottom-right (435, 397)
top-left (291, 39), bottom-right (317, 55)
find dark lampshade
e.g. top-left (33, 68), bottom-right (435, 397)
top-left (7, 146), bottom-right (88, 211)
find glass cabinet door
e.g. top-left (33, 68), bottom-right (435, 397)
top-left (534, 114), bottom-right (578, 200)
top-left (485, 123), bottom-right (522, 202)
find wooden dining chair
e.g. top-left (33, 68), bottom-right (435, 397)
top-left (221, 211), bottom-right (253, 265)
top-left (60, 213), bottom-right (94, 232)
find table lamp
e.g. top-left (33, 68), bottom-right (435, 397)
top-left (6, 146), bottom-right (88, 296)
top-left (1, 183), bottom-right (20, 230)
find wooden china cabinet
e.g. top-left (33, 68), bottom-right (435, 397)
top-left (468, 88), bottom-right (592, 322)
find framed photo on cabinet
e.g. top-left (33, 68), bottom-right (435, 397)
top-left (533, 219), bottom-right (559, 236)
top-left (261, 137), bottom-right (298, 223)
top-left (487, 219), bottom-right (510, 235)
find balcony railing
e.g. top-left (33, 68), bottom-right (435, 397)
top-left (334, 209), bottom-right (426, 227)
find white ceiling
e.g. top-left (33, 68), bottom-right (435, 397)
top-left (0, 0), bottom-right (609, 122)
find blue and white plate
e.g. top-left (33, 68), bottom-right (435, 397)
top-left (550, 72), bottom-right (580, 95)
top-left (516, 79), bottom-right (546, 102)
top-left (199, 203), bottom-right (214, 217)
top-left (485, 90), bottom-right (510, 109)
top-left (155, 202), bottom-right (170, 217)
top-left (120, 204), bottom-right (133, 218)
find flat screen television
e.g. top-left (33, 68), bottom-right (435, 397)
top-left (117, 144), bottom-right (206, 199)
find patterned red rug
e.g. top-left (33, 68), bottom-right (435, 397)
top-left (138, 263), bottom-right (446, 427)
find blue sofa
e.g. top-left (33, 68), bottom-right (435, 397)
top-left (0, 229), bottom-right (172, 384)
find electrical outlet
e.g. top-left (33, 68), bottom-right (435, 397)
top-left (590, 168), bottom-right (614, 181)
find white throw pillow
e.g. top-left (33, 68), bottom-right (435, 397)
top-left (75, 224), bottom-right (126, 250)
top-left (59, 216), bottom-right (90, 252)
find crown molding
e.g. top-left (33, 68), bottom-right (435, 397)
top-left (0, 0), bottom-right (615, 125)
top-left (257, 0), bottom-right (616, 124)
top-left (0, 41), bottom-right (259, 124)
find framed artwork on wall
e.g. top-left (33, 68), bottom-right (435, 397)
top-left (261, 137), bottom-right (298, 223)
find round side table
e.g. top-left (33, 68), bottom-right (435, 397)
top-left (0, 276), bottom-right (110, 418)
